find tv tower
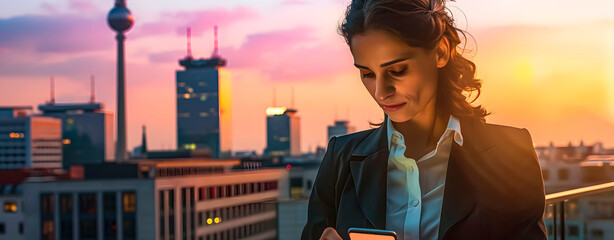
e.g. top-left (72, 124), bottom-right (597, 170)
top-left (107, 0), bottom-right (134, 161)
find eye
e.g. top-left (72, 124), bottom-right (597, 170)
top-left (361, 72), bottom-right (375, 79)
top-left (389, 68), bottom-right (407, 77)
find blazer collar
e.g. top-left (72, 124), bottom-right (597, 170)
top-left (349, 114), bottom-right (495, 239)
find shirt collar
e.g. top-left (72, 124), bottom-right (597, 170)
top-left (386, 114), bottom-right (464, 151)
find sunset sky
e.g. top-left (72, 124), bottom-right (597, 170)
top-left (1, 0), bottom-right (614, 153)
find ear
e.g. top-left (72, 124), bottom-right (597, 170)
top-left (435, 37), bottom-right (450, 68)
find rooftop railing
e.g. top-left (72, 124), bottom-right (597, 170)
top-left (544, 182), bottom-right (614, 240)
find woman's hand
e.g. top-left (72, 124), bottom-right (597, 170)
top-left (320, 227), bottom-right (343, 240)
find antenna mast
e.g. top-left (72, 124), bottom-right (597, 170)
top-left (186, 27), bottom-right (192, 58)
top-left (50, 76), bottom-right (55, 104)
top-left (90, 75), bottom-right (95, 103)
top-left (212, 25), bottom-right (219, 57)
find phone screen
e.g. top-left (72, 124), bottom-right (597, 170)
top-left (348, 228), bottom-right (397, 240)
top-left (348, 232), bottom-right (397, 240)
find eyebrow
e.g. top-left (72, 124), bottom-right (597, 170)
top-left (354, 53), bottom-right (415, 70)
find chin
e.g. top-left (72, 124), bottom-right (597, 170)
top-left (386, 111), bottom-right (416, 123)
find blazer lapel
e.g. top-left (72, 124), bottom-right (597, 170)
top-left (438, 117), bottom-right (495, 240)
top-left (349, 115), bottom-right (389, 229)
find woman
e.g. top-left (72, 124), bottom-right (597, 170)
top-left (301, 0), bottom-right (547, 239)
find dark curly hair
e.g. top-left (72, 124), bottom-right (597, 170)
top-left (338, 0), bottom-right (490, 127)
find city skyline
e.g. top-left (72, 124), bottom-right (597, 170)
top-left (1, 0), bottom-right (614, 154)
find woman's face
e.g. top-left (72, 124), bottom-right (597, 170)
top-left (350, 28), bottom-right (449, 123)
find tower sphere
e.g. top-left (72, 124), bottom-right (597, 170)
top-left (107, 5), bottom-right (134, 32)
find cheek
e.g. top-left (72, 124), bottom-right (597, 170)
top-left (400, 74), bottom-right (438, 102)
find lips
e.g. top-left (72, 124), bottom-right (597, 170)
top-left (380, 102), bottom-right (406, 112)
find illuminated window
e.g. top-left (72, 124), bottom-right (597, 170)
top-left (178, 82), bottom-right (186, 87)
top-left (42, 220), bottom-right (54, 240)
top-left (198, 82), bottom-right (206, 86)
top-left (67, 118), bottom-right (74, 125)
top-left (4, 202), bottom-right (17, 213)
top-left (184, 93), bottom-right (191, 99)
top-left (178, 112), bottom-right (190, 118)
top-left (199, 112), bottom-right (209, 117)
top-left (123, 192), bottom-right (136, 213)
top-left (62, 139), bottom-right (71, 145)
top-left (200, 93), bottom-right (208, 101)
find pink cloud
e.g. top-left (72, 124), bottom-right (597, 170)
top-left (130, 6), bottom-right (259, 39)
top-left (0, 14), bottom-right (112, 53)
top-left (218, 27), bottom-right (353, 82)
top-left (68, 0), bottom-right (99, 13)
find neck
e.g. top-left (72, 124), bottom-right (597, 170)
top-left (391, 97), bottom-right (447, 150)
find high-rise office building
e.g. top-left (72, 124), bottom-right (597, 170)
top-left (38, 103), bottom-right (114, 169)
top-left (0, 106), bottom-right (62, 169)
top-left (176, 27), bottom-right (232, 159)
top-left (265, 107), bottom-right (301, 157)
top-left (327, 120), bottom-right (355, 141)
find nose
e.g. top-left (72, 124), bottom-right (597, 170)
top-left (374, 75), bottom-right (394, 102)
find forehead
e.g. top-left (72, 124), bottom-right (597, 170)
top-left (350, 29), bottom-right (422, 61)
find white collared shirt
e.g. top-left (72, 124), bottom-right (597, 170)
top-left (385, 114), bottom-right (463, 240)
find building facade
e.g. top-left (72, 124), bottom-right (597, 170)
top-left (265, 107), bottom-right (300, 157)
top-left (327, 120), bottom-right (355, 142)
top-left (0, 107), bottom-right (62, 169)
top-left (176, 56), bottom-right (232, 159)
top-left (38, 103), bottom-right (114, 169)
top-left (22, 159), bottom-right (287, 240)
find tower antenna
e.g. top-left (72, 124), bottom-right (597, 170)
top-left (90, 75), bottom-right (95, 103)
top-left (50, 76), bottom-right (55, 104)
top-left (212, 25), bottom-right (219, 58)
top-left (186, 27), bottom-right (192, 58)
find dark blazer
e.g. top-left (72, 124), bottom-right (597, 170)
top-left (301, 114), bottom-right (547, 240)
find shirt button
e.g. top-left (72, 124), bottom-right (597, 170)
top-left (412, 199), bottom-right (420, 207)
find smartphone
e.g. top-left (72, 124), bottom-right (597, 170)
top-left (348, 227), bottom-right (398, 240)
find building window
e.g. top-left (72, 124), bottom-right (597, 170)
top-left (40, 193), bottom-right (55, 240)
top-left (59, 194), bottom-right (73, 214)
top-left (169, 189), bottom-right (175, 240)
top-left (59, 193), bottom-right (73, 240)
top-left (80, 220), bottom-right (97, 239)
top-left (558, 168), bottom-right (569, 180)
top-left (123, 192), bottom-right (136, 213)
top-left (103, 192), bottom-right (117, 240)
top-left (19, 222), bottom-right (23, 234)
top-left (42, 220), bottom-right (54, 240)
top-left (0, 223), bottom-right (4, 234)
top-left (159, 191), bottom-right (165, 238)
top-left (124, 219), bottom-right (136, 239)
top-left (79, 193), bottom-right (97, 214)
top-left (3, 202), bottom-right (17, 213)
top-left (123, 192), bottom-right (137, 240)
top-left (41, 193), bottom-right (54, 215)
top-left (103, 192), bottom-right (116, 214)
